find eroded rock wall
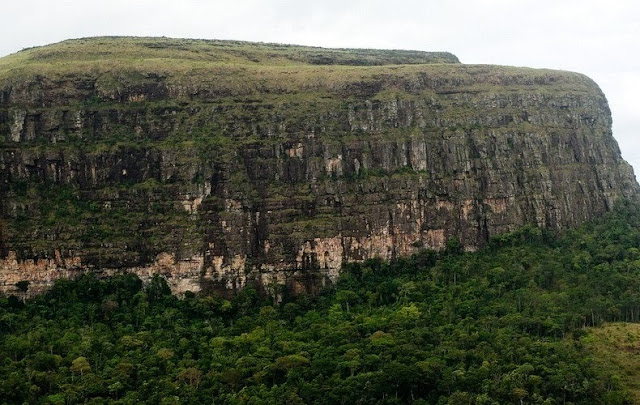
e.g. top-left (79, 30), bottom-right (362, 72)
top-left (0, 45), bottom-right (637, 296)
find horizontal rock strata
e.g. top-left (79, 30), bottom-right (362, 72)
top-left (0, 37), bottom-right (637, 296)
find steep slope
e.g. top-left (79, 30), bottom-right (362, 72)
top-left (0, 37), bottom-right (637, 296)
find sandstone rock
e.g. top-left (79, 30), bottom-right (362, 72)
top-left (0, 38), bottom-right (637, 296)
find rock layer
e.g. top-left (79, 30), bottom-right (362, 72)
top-left (0, 37), bottom-right (637, 296)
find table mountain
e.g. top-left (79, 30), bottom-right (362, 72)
top-left (0, 37), bottom-right (636, 296)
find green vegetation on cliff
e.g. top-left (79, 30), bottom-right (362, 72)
top-left (0, 37), bottom-right (459, 72)
top-left (3, 37), bottom-right (635, 284)
top-left (1, 199), bottom-right (640, 404)
top-left (0, 36), bottom-right (598, 107)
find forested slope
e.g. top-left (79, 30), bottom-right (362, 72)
top-left (2, 199), bottom-right (640, 404)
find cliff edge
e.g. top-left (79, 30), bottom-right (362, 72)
top-left (0, 37), bottom-right (637, 296)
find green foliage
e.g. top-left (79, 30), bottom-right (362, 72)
top-left (1, 199), bottom-right (640, 403)
top-left (5, 178), bottom-right (201, 268)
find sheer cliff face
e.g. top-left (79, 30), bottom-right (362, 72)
top-left (0, 38), bottom-right (637, 296)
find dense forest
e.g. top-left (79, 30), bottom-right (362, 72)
top-left (2, 199), bottom-right (640, 404)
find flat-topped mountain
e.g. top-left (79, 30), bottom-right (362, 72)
top-left (0, 37), bottom-right (636, 296)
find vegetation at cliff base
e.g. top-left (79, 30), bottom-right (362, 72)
top-left (1, 199), bottom-right (640, 404)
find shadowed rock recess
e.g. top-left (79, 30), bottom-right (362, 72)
top-left (0, 37), bottom-right (637, 297)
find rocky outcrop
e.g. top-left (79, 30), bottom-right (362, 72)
top-left (0, 37), bottom-right (637, 296)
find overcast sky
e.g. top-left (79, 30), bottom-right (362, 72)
top-left (1, 0), bottom-right (638, 175)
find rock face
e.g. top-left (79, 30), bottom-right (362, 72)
top-left (0, 37), bottom-right (637, 297)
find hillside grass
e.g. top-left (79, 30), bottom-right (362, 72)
top-left (0, 36), bottom-right (457, 81)
top-left (0, 37), bottom-right (598, 98)
top-left (1, 36), bottom-right (460, 67)
top-left (585, 323), bottom-right (640, 403)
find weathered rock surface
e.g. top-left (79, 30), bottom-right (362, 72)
top-left (0, 37), bottom-right (637, 296)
